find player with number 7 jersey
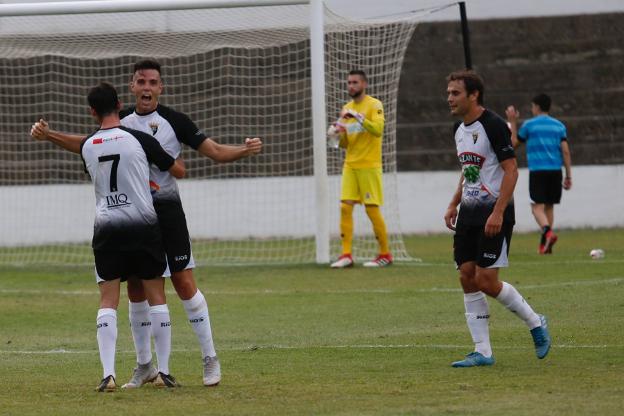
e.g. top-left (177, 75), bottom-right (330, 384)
top-left (81, 125), bottom-right (180, 254)
top-left (70, 82), bottom-right (185, 392)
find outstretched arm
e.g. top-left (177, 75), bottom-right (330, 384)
top-left (197, 137), bottom-right (262, 163)
top-left (505, 106), bottom-right (521, 148)
top-left (30, 119), bottom-right (84, 154)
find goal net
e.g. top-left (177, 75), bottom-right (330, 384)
top-left (0, 0), bottom-right (427, 266)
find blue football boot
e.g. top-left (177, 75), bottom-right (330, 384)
top-left (451, 352), bottom-right (495, 368)
top-left (530, 314), bottom-right (551, 359)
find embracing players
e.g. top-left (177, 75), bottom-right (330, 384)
top-left (31, 59), bottom-right (262, 387)
top-left (78, 82), bottom-right (185, 391)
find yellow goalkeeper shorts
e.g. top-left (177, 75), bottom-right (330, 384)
top-left (340, 166), bottom-right (384, 206)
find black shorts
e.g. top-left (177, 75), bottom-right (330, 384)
top-left (529, 170), bottom-right (562, 204)
top-left (153, 199), bottom-right (193, 273)
top-left (95, 248), bottom-right (167, 282)
top-left (453, 222), bottom-right (513, 268)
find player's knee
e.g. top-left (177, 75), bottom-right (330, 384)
top-left (474, 272), bottom-right (499, 297)
top-left (458, 272), bottom-right (475, 290)
top-left (141, 276), bottom-right (165, 301)
top-left (126, 278), bottom-right (146, 302)
top-left (171, 270), bottom-right (197, 300)
top-left (474, 279), bottom-right (491, 295)
top-left (99, 293), bottom-right (119, 309)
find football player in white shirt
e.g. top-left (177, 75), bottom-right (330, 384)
top-left (444, 70), bottom-right (551, 367)
top-left (77, 82), bottom-right (185, 391)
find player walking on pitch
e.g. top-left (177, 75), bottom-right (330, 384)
top-left (444, 70), bottom-right (551, 367)
top-left (505, 94), bottom-right (572, 254)
top-left (77, 82), bottom-right (185, 391)
top-left (328, 70), bottom-right (393, 268)
top-left (31, 60), bottom-right (262, 387)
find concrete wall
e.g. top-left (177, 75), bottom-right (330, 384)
top-left (1, 165), bottom-right (622, 246)
top-left (398, 165), bottom-right (624, 234)
top-left (396, 13), bottom-right (624, 171)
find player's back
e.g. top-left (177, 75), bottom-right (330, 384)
top-left (80, 127), bottom-right (160, 250)
top-left (519, 115), bottom-right (566, 171)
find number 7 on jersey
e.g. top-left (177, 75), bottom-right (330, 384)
top-left (98, 154), bottom-right (120, 193)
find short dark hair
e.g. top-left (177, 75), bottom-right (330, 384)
top-left (532, 93), bottom-right (551, 112)
top-left (348, 69), bottom-right (368, 82)
top-left (133, 59), bottom-right (161, 75)
top-left (87, 82), bottom-right (119, 117)
top-left (446, 69), bottom-right (485, 105)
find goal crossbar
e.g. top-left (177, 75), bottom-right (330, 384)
top-left (0, 0), bottom-right (308, 17)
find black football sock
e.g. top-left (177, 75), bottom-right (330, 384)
top-left (541, 226), bottom-right (551, 245)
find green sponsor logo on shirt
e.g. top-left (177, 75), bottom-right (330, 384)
top-left (463, 165), bottom-right (480, 183)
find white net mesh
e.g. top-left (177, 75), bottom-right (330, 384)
top-left (0, 2), bottom-right (423, 265)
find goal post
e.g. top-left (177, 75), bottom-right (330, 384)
top-left (0, 0), bottom-right (424, 266)
top-left (309, 0), bottom-right (330, 263)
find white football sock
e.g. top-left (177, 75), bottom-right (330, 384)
top-left (182, 290), bottom-right (216, 358)
top-left (496, 282), bottom-right (541, 329)
top-left (149, 304), bottom-right (172, 375)
top-left (96, 308), bottom-right (117, 379)
top-left (464, 292), bottom-right (492, 357)
top-left (128, 300), bottom-right (152, 365)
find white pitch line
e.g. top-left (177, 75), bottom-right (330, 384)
top-left (0, 277), bottom-right (622, 297)
top-left (409, 259), bottom-right (624, 267)
top-left (518, 259), bottom-right (624, 266)
top-left (1, 343), bottom-right (622, 355)
top-left (0, 289), bottom-right (98, 295)
top-left (515, 277), bottom-right (624, 290)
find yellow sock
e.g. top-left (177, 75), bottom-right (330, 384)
top-left (365, 205), bottom-right (389, 255)
top-left (340, 202), bottom-right (354, 255)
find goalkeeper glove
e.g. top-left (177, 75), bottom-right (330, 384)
top-left (346, 109), bottom-right (365, 124)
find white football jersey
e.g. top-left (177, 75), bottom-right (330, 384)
top-left (80, 126), bottom-right (175, 250)
top-left (120, 105), bottom-right (207, 202)
top-left (453, 109), bottom-right (516, 226)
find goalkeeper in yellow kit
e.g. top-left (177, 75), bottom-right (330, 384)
top-left (329, 70), bottom-right (392, 268)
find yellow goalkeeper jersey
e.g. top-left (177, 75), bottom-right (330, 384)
top-left (339, 95), bottom-right (385, 169)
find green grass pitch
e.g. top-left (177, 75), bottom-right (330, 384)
top-left (1, 229), bottom-right (623, 415)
